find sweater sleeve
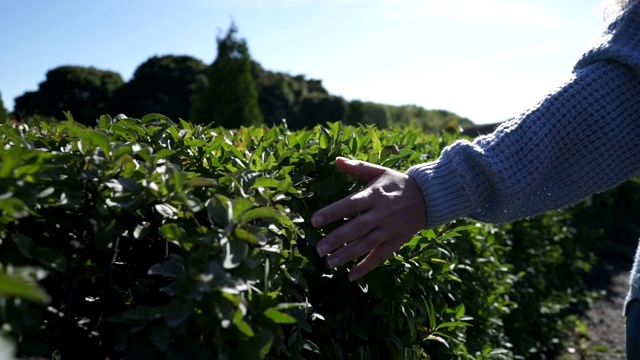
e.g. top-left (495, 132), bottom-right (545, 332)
top-left (407, 5), bottom-right (640, 229)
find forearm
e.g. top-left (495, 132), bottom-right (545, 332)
top-left (408, 60), bottom-right (640, 228)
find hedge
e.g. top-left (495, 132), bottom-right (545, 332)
top-left (0, 114), bottom-right (637, 359)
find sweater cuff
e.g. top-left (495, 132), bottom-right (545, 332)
top-left (406, 158), bottom-right (474, 229)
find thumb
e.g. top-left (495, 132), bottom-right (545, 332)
top-left (335, 157), bottom-right (386, 182)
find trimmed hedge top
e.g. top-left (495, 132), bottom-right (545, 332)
top-left (0, 114), bottom-right (617, 359)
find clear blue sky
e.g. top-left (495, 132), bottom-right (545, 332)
top-left (1, 0), bottom-right (605, 124)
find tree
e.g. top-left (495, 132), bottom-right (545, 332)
top-left (293, 94), bottom-right (348, 129)
top-left (0, 91), bottom-right (8, 121)
top-left (345, 100), bottom-right (365, 126)
top-left (191, 24), bottom-right (263, 127)
top-left (14, 66), bottom-right (124, 125)
top-left (107, 55), bottom-right (207, 120)
top-left (252, 62), bottom-right (337, 127)
top-left (253, 66), bottom-right (300, 127)
top-left (344, 100), bottom-right (390, 128)
top-left (386, 105), bottom-right (473, 129)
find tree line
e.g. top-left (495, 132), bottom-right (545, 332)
top-left (0, 91), bottom-right (7, 122)
top-left (3, 24), bottom-right (472, 130)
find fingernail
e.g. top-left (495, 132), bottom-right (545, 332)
top-left (317, 244), bottom-right (329, 257)
top-left (312, 215), bottom-right (323, 228)
top-left (326, 256), bottom-right (337, 268)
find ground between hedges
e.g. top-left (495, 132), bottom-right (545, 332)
top-left (558, 249), bottom-right (633, 359)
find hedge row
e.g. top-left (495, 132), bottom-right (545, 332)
top-left (0, 114), bottom-right (636, 359)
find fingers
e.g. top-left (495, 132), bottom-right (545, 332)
top-left (348, 241), bottom-right (398, 281)
top-left (311, 158), bottom-right (426, 282)
top-left (312, 188), bottom-right (372, 229)
top-left (324, 228), bottom-right (385, 269)
top-left (335, 157), bottom-right (386, 182)
top-left (311, 158), bottom-right (385, 228)
top-left (316, 210), bottom-right (380, 257)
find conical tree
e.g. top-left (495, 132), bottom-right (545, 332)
top-left (191, 23), bottom-right (263, 127)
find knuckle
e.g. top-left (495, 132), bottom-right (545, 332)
top-left (353, 217), bottom-right (370, 236)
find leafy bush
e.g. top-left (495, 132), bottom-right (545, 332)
top-left (0, 115), bottom-right (633, 359)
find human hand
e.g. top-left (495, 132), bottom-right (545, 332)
top-left (312, 157), bottom-right (426, 281)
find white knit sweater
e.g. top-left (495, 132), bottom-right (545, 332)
top-left (407, 2), bottom-right (640, 312)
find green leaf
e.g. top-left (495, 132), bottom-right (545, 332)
top-left (86, 129), bottom-right (111, 155)
top-left (0, 197), bottom-right (29, 219)
top-left (207, 195), bottom-right (232, 228)
top-left (215, 298), bottom-right (235, 329)
top-left (435, 321), bottom-right (471, 330)
top-left (424, 334), bottom-right (449, 348)
top-left (141, 113), bottom-right (164, 124)
top-left (15, 233), bottom-right (34, 259)
top-left (133, 223), bottom-right (150, 239)
top-left (277, 178), bottom-right (293, 192)
top-left (233, 309), bottom-right (255, 337)
top-left (63, 111), bottom-right (75, 122)
top-left (234, 329), bottom-right (273, 360)
top-left (455, 304), bottom-right (465, 320)
top-left (33, 247), bottom-right (68, 272)
top-left (148, 256), bottom-right (183, 279)
top-left (0, 152), bottom-right (20, 178)
top-left (164, 301), bottom-right (192, 328)
top-left (98, 114), bottom-right (113, 128)
top-left (489, 349), bottom-right (511, 355)
top-left (426, 300), bottom-right (437, 330)
top-left (156, 148), bottom-right (174, 160)
top-left (159, 223), bottom-right (184, 241)
top-left (0, 272), bottom-right (50, 303)
top-left (150, 325), bottom-right (171, 352)
top-left (234, 227), bottom-right (262, 245)
top-left (187, 177), bottom-right (217, 188)
top-left (263, 308), bottom-right (297, 324)
top-left (232, 198), bottom-right (254, 219)
top-left (37, 186), bottom-right (55, 198)
top-left (179, 118), bottom-right (192, 130)
top-left (240, 207), bottom-right (291, 227)
top-left (251, 177), bottom-right (280, 189)
top-left (302, 340), bottom-right (320, 355)
top-left (222, 238), bottom-right (248, 269)
top-left (15, 163), bottom-right (43, 177)
top-left (155, 203), bottom-right (178, 219)
top-left (368, 126), bottom-right (382, 157)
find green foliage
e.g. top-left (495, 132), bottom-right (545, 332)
top-left (386, 105), bottom-right (473, 130)
top-left (253, 68), bottom-right (298, 126)
top-left (292, 94), bottom-right (348, 129)
top-left (12, 26), bottom-right (471, 131)
top-left (0, 91), bottom-right (8, 121)
top-left (345, 100), bottom-right (391, 128)
top-left (191, 24), bottom-right (263, 127)
top-left (345, 101), bottom-right (473, 130)
top-left (13, 66), bottom-right (124, 125)
top-left (0, 115), bottom-right (630, 359)
top-left (253, 65), bottom-right (343, 129)
top-left (108, 55), bottom-right (207, 120)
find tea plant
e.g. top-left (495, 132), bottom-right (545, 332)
top-left (0, 115), bottom-right (630, 359)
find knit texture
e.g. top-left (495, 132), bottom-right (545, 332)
top-left (407, 2), bottom-right (640, 312)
